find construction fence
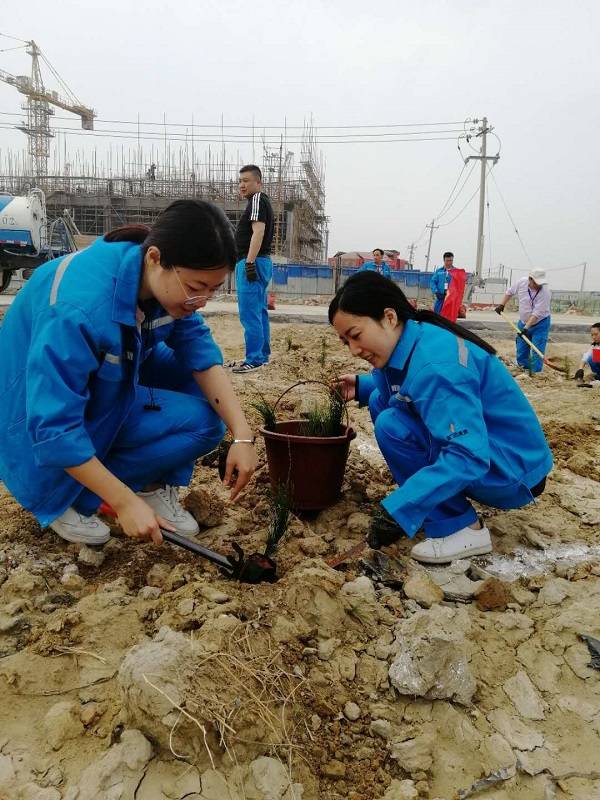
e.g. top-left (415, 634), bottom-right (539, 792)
top-left (229, 264), bottom-right (471, 307)
top-left (242, 265), bottom-right (600, 313)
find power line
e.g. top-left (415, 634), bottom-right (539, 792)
top-left (435, 161), bottom-right (477, 221)
top-left (490, 172), bottom-right (533, 268)
top-left (486, 197), bottom-right (493, 272)
top-left (0, 32), bottom-right (29, 44)
top-left (433, 161), bottom-right (468, 219)
top-left (412, 224), bottom-right (429, 245)
top-left (544, 262), bottom-right (587, 272)
top-left (437, 163), bottom-right (495, 228)
top-left (0, 117), bottom-right (464, 140)
top-left (0, 109), bottom-right (465, 131)
top-left (0, 122), bottom-right (461, 145)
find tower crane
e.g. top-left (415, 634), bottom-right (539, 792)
top-left (0, 33), bottom-right (95, 178)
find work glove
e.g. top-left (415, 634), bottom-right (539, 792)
top-left (367, 506), bottom-right (406, 550)
top-left (517, 328), bottom-right (529, 339)
top-left (574, 369), bottom-right (585, 382)
top-left (245, 261), bottom-right (258, 282)
top-left (494, 304), bottom-right (505, 315)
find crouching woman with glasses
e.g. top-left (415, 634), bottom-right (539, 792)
top-left (0, 200), bottom-right (257, 546)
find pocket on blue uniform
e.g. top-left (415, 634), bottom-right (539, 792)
top-left (97, 358), bottom-right (123, 382)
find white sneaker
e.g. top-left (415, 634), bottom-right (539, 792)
top-left (410, 525), bottom-right (492, 564)
top-left (137, 485), bottom-right (199, 537)
top-left (50, 507), bottom-right (111, 545)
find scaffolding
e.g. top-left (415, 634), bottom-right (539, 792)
top-left (0, 124), bottom-right (328, 263)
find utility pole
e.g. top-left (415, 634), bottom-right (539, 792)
top-left (407, 243), bottom-right (416, 269)
top-left (424, 220), bottom-right (438, 271)
top-left (580, 262), bottom-right (587, 295)
top-left (274, 135), bottom-right (283, 257)
top-left (464, 117), bottom-right (499, 286)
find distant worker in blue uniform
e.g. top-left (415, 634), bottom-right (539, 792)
top-left (0, 200), bottom-right (258, 546)
top-left (330, 271), bottom-right (552, 564)
top-left (359, 248), bottom-right (391, 279)
top-left (231, 165), bottom-right (275, 374)
top-left (430, 251), bottom-right (454, 313)
top-left (574, 322), bottom-right (600, 382)
top-left (495, 269), bottom-right (552, 373)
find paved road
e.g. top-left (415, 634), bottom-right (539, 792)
top-left (200, 300), bottom-right (595, 339)
top-left (1, 293), bottom-right (595, 340)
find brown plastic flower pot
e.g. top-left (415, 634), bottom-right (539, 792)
top-left (260, 420), bottom-right (356, 511)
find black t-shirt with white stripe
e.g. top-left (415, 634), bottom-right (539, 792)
top-left (235, 191), bottom-right (275, 259)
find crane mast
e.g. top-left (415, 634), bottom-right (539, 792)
top-left (0, 36), bottom-right (95, 178)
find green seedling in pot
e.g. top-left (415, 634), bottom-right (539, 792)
top-left (251, 394), bottom-right (277, 431)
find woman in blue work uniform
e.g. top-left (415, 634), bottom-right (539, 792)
top-left (0, 200), bottom-right (258, 546)
top-left (330, 271), bottom-right (553, 564)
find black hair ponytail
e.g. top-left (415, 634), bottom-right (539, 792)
top-left (328, 271), bottom-right (496, 355)
top-left (103, 200), bottom-right (236, 272)
top-left (104, 224), bottom-right (150, 245)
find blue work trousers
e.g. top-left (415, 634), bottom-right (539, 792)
top-left (369, 390), bottom-right (536, 538)
top-left (516, 316), bottom-right (551, 373)
top-left (236, 256), bottom-right (273, 366)
top-left (433, 293), bottom-right (445, 314)
top-left (73, 343), bottom-right (225, 516)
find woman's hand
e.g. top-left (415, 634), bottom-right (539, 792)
top-left (222, 441), bottom-right (258, 501)
top-left (114, 494), bottom-right (175, 545)
top-left (334, 374), bottom-right (357, 402)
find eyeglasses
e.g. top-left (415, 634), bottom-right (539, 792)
top-left (174, 270), bottom-right (225, 309)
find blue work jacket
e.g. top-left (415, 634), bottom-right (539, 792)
top-left (0, 237), bottom-right (222, 526)
top-left (359, 261), bottom-right (391, 279)
top-left (357, 320), bottom-right (553, 536)
top-left (430, 266), bottom-right (451, 296)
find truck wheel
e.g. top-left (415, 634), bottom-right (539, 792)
top-left (0, 269), bottom-right (12, 293)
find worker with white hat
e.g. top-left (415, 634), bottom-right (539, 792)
top-left (495, 269), bottom-right (552, 372)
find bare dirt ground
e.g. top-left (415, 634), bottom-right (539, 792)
top-left (1, 318), bottom-right (599, 800)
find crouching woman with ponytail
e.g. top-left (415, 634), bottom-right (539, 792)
top-left (330, 272), bottom-right (552, 563)
top-left (0, 200), bottom-right (257, 546)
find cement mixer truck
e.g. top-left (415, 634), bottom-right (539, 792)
top-left (0, 188), bottom-right (77, 293)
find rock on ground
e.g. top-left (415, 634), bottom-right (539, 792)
top-left (63, 729), bottom-right (152, 800)
top-left (247, 756), bottom-right (303, 800)
top-left (78, 545), bottom-right (106, 567)
top-left (118, 626), bottom-right (192, 749)
top-left (389, 606), bottom-right (476, 705)
top-left (389, 733), bottom-right (434, 773)
top-left (44, 701), bottom-right (84, 750)
top-left (487, 708), bottom-right (544, 751)
top-left (343, 701), bottom-right (361, 721)
top-left (382, 779), bottom-right (419, 799)
top-left (183, 487), bottom-right (226, 527)
top-left (474, 577), bottom-right (510, 611)
top-left (503, 670), bottom-right (546, 720)
top-left (403, 571), bottom-right (444, 608)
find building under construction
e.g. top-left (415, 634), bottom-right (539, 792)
top-left (0, 135), bottom-right (328, 264)
top-left (1, 36), bottom-right (328, 264)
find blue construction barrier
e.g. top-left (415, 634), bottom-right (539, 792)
top-left (256, 264), bottom-right (473, 300)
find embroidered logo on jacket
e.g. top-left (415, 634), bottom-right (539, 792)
top-left (447, 422), bottom-right (468, 440)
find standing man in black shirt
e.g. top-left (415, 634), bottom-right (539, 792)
top-left (231, 165), bottom-right (275, 373)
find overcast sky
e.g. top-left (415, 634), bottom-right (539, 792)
top-left (1, 0), bottom-right (599, 289)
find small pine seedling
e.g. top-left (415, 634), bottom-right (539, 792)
top-left (264, 483), bottom-right (292, 557)
top-left (318, 336), bottom-right (328, 369)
